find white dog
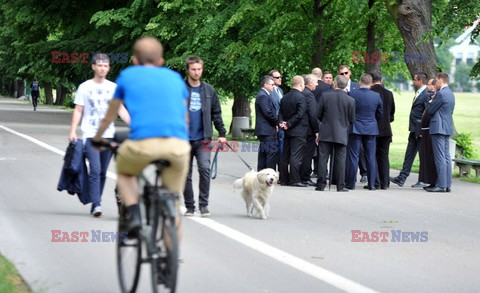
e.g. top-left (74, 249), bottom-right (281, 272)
top-left (233, 168), bottom-right (278, 219)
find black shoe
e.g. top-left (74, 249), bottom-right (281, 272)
top-left (446, 187), bottom-right (451, 192)
top-left (412, 182), bottom-right (429, 188)
top-left (291, 182), bottom-right (308, 187)
top-left (363, 185), bottom-right (376, 190)
top-left (380, 187), bottom-right (388, 190)
top-left (184, 208), bottom-right (195, 216)
top-left (122, 204), bottom-right (141, 235)
top-left (389, 176), bottom-right (404, 187)
top-left (303, 180), bottom-right (316, 186)
top-left (337, 188), bottom-right (349, 192)
top-left (315, 185), bottom-right (325, 191)
top-left (360, 175), bottom-right (368, 183)
top-left (199, 206), bottom-right (210, 217)
top-left (423, 184), bottom-right (435, 190)
top-left (425, 186), bottom-right (446, 192)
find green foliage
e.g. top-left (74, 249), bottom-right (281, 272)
top-left (454, 133), bottom-right (478, 159)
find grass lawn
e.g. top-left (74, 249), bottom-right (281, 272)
top-left (0, 254), bottom-right (30, 293)
top-left (216, 91), bottom-right (480, 175)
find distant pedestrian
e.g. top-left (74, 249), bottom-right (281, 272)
top-left (31, 78), bottom-right (40, 111)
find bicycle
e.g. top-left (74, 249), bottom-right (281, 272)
top-left (94, 134), bottom-right (179, 293)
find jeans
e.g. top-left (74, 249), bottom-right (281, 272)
top-left (84, 138), bottom-right (113, 208)
top-left (184, 140), bottom-right (212, 209)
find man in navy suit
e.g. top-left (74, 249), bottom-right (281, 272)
top-left (390, 72), bottom-right (430, 188)
top-left (345, 73), bottom-right (383, 190)
top-left (254, 76), bottom-right (278, 171)
top-left (426, 73), bottom-right (455, 192)
top-left (339, 64), bottom-right (368, 183)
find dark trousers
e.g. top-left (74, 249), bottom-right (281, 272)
top-left (257, 135), bottom-right (278, 171)
top-left (84, 138), bottom-right (112, 208)
top-left (375, 136), bottom-right (392, 189)
top-left (431, 134), bottom-right (452, 189)
top-left (184, 140), bottom-right (211, 209)
top-left (277, 129), bottom-right (285, 169)
top-left (317, 142), bottom-right (346, 189)
top-left (32, 91), bottom-right (39, 109)
top-left (398, 132), bottom-right (420, 182)
top-left (300, 135), bottom-right (316, 182)
top-left (346, 134), bottom-right (377, 189)
top-left (279, 136), bottom-right (306, 184)
top-left (358, 145), bottom-right (367, 176)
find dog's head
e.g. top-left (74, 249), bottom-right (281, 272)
top-left (257, 168), bottom-right (278, 187)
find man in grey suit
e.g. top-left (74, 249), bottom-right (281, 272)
top-left (390, 72), bottom-right (430, 188)
top-left (426, 73), bottom-right (455, 192)
top-left (254, 76), bottom-right (278, 171)
top-left (315, 75), bottom-right (355, 192)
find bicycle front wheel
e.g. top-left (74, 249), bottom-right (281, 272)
top-left (151, 213), bottom-right (178, 293)
top-left (117, 226), bottom-right (142, 292)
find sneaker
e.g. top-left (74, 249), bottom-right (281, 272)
top-left (92, 206), bottom-right (102, 217)
top-left (199, 206), bottom-right (210, 217)
top-left (360, 175), bottom-right (368, 183)
top-left (184, 208), bottom-right (195, 217)
top-left (411, 182), bottom-right (429, 188)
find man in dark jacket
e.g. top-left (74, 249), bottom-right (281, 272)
top-left (345, 73), bottom-right (383, 190)
top-left (183, 55), bottom-right (227, 217)
top-left (370, 70), bottom-right (395, 189)
top-left (390, 72), bottom-right (430, 188)
top-left (279, 76), bottom-right (307, 187)
top-left (300, 74), bottom-right (319, 186)
top-left (255, 76), bottom-right (278, 171)
top-left (316, 75), bottom-right (355, 192)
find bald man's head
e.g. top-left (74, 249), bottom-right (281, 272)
top-left (311, 67), bottom-right (322, 79)
top-left (291, 75), bottom-right (305, 91)
top-left (133, 37), bottom-right (164, 65)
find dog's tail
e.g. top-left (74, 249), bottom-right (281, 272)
top-left (233, 178), bottom-right (243, 191)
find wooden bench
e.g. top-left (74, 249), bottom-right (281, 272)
top-left (240, 128), bottom-right (256, 139)
top-left (453, 158), bottom-right (480, 177)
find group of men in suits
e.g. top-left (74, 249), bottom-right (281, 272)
top-left (391, 72), bottom-right (455, 192)
top-left (254, 65), bottom-right (454, 193)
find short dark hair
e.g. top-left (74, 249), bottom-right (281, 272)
top-left (185, 55), bottom-right (204, 69)
top-left (261, 75), bottom-right (274, 87)
top-left (436, 72), bottom-right (449, 84)
top-left (370, 70), bottom-right (382, 83)
top-left (414, 72), bottom-right (428, 84)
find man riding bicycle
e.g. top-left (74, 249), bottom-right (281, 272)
top-left (92, 37), bottom-right (191, 233)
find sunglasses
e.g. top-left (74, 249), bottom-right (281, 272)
top-left (339, 72), bottom-right (349, 75)
top-left (273, 76), bottom-right (282, 79)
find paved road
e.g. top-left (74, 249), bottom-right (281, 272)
top-left (1, 96), bottom-right (479, 293)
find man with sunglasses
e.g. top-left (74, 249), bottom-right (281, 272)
top-left (269, 69), bottom-right (284, 169)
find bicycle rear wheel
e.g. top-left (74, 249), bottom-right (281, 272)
top-left (117, 221), bottom-right (142, 292)
top-left (151, 210), bottom-right (178, 293)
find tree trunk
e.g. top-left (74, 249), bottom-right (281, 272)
top-left (16, 80), bottom-right (25, 98)
top-left (55, 85), bottom-right (68, 105)
top-left (9, 81), bottom-right (15, 97)
top-left (231, 92), bottom-right (251, 133)
top-left (385, 0), bottom-right (438, 78)
top-left (310, 0), bottom-right (333, 68)
top-left (44, 82), bottom-right (54, 105)
top-left (365, 0), bottom-right (382, 73)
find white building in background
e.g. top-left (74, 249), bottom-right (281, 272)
top-left (449, 18), bottom-right (480, 90)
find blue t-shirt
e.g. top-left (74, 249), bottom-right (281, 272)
top-left (32, 82), bottom-right (39, 91)
top-left (114, 66), bottom-right (189, 140)
top-left (188, 86), bottom-right (204, 140)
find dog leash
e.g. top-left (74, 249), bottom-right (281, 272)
top-left (210, 142), bottom-right (253, 179)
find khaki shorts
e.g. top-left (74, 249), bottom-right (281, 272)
top-left (116, 137), bottom-right (191, 195)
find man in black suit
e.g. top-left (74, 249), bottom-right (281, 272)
top-left (339, 64), bottom-right (367, 183)
top-left (300, 74), bottom-right (319, 186)
top-left (279, 76), bottom-right (308, 187)
top-left (370, 70), bottom-right (395, 189)
top-left (311, 68), bottom-right (332, 178)
top-left (254, 76), bottom-right (278, 171)
top-left (315, 75), bottom-right (355, 192)
top-left (345, 73), bottom-right (383, 190)
top-left (269, 69), bottom-right (284, 169)
top-left (390, 72), bottom-right (430, 188)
